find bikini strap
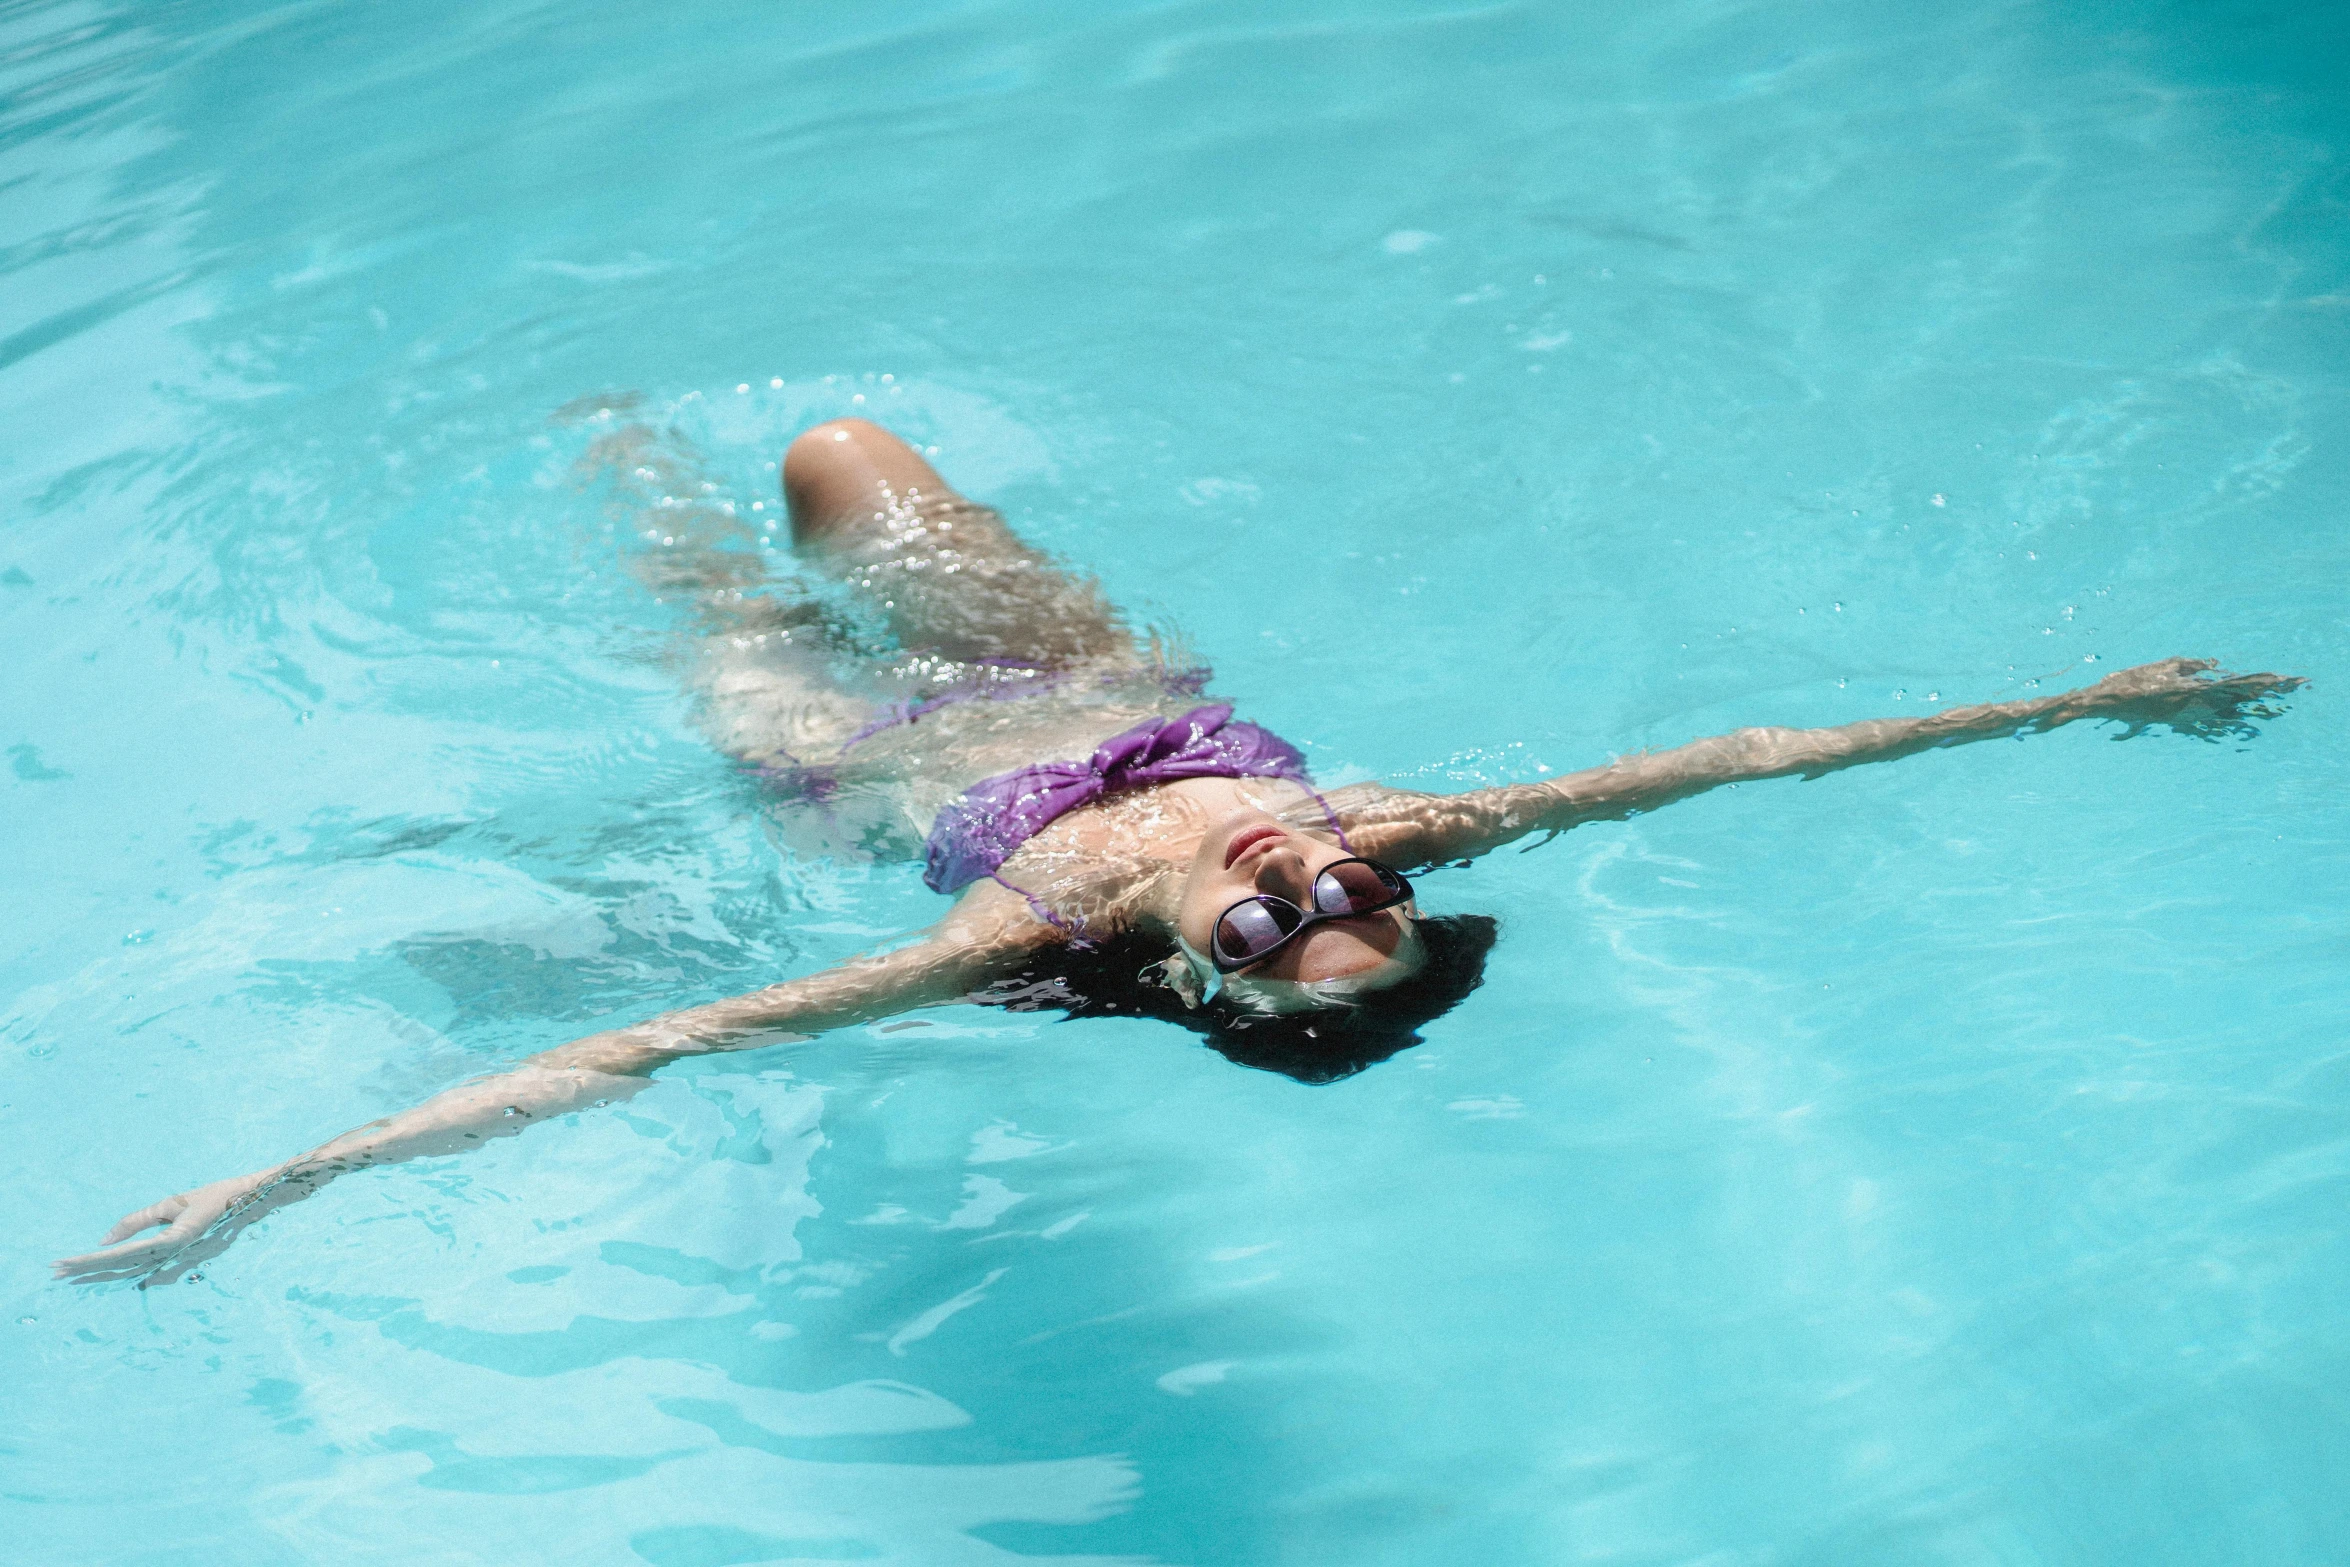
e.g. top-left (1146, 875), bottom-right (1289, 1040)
top-left (1302, 785), bottom-right (1356, 853)
top-left (987, 872), bottom-right (1093, 947)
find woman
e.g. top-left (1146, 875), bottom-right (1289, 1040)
top-left (56, 418), bottom-right (2299, 1283)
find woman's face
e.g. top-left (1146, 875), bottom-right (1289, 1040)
top-left (1176, 811), bottom-right (1420, 984)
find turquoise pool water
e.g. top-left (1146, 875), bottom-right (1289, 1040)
top-left (6, 0), bottom-right (2346, 1560)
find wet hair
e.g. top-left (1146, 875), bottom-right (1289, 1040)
top-left (972, 915), bottom-right (1501, 1084)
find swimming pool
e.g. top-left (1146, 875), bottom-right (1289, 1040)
top-left (5, 0), bottom-right (2346, 1560)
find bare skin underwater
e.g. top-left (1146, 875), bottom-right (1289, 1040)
top-left (56, 417), bottom-right (2305, 1285)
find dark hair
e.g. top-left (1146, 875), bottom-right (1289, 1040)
top-left (972, 915), bottom-right (1501, 1084)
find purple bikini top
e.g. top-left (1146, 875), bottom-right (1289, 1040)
top-left (924, 704), bottom-right (1311, 894)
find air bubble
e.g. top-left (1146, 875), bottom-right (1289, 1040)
top-left (735, 383), bottom-right (749, 394)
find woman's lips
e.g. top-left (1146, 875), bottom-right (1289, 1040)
top-left (1222, 823), bottom-right (1288, 869)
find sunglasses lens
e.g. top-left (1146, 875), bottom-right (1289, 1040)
top-left (1214, 898), bottom-right (1301, 964)
top-left (1314, 859), bottom-right (1405, 915)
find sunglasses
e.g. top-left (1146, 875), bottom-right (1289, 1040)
top-left (1210, 857), bottom-right (1415, 972)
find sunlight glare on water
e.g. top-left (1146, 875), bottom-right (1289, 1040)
top-left (3, 0), bottom-right (2347, 1562)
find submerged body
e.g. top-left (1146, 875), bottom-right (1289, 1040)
top-left (55, 417), bottom-right (2302, 1284)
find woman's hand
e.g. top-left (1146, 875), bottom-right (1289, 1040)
top-left (2074, 657), bottom-right (2304, 737)
top-left (53, 1168), bottom-right (284, 1286)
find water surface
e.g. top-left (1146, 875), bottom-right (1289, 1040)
top-left (5, 1), bottom-right (2347, 1562)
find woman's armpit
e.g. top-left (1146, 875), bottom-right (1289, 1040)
top-left (954, 849), bottom-right (1168, 948)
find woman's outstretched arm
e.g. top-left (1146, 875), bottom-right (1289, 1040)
top-left (1333, 657), bottom-right (2303, 869)
top-left (55, 883), bottom-right (1059, 1286)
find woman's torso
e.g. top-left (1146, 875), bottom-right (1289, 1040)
top-left (753, 663), bottom-right (1341, 931)
top-left (755, 657), bottom-right (1215, 860)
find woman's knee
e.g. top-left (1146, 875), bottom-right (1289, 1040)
top-left (783, 419), bottom-right (955, 547)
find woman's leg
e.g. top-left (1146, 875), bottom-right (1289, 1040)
top-left (782, 419), bottom-right (1133, 667)
top-left (570, 408), bottom-right (869, 766)
top-left (573, 406), bottom-right (769, 610)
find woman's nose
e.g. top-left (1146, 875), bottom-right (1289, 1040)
top-left (1253, 846), bottom-right (1315, 900)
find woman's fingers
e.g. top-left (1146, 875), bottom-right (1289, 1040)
top-left (2104, 659), bottom-right (2299, 702)
top-left (98, 1195), bottom-right (189, 1246)
top-left (2175, 666), bottom-right (2302, 704)
top-left (56, 1233), bottom-right (171, 1270)
top-left (2078, 659), bottom-right (2306, 741)
top-left (52, 1223), bottom-right (199, 1280)
top-left (55, 1177), bottom-right (262, 1282)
